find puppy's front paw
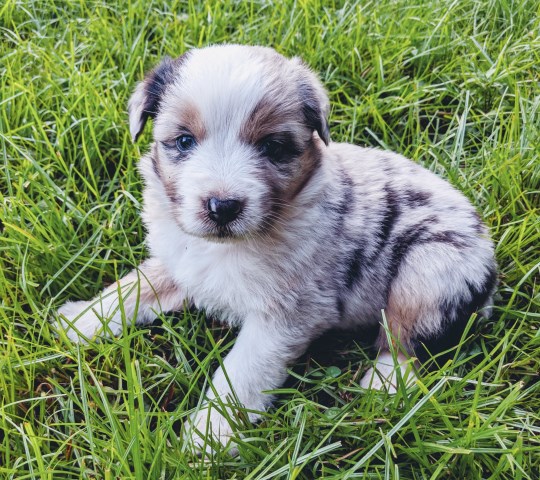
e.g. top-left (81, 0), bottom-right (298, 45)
top-left (55, 300), bottom-right (107, 342)
top-left (184, 405), bottom-right (238, 457)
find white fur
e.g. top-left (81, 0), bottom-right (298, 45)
top-left (55, 45), bottom-right (496, 454)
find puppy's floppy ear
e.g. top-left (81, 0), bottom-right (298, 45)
top-left (128, 55), bottom-right (185, 142)
top-left (294, 58), bottom-right (330, 146)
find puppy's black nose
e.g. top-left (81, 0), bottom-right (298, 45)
top-left (207, 197), bottom-right (243, 226)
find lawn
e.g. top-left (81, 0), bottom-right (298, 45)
top-left (1, 0), bottom-right (539, 478)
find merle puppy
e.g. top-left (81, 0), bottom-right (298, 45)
top-left (56, 45), bottom-right (497, 452)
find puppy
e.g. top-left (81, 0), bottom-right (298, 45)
top-left (56, 45), bottom-right (497, 452)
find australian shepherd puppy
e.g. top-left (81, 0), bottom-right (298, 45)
top-left (56, 45), bottom-right (497, 453)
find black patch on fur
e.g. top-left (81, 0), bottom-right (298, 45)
top-left (327, 171), bottom-right (369, 290)
top-left (380, 157), bottom-right (396, 175)
top-left (370, 184), bottom-right (402, 261)
top-left (385, 223), bottom-right (473, 298)
top-left (345, 247), bottom-right (366, 289)
top-left (414, 265), bottom-right (497, 364)
top-left (340, 172), bottom-right (355, 212)
top-left (429, 230), bottom-right (468, 248)
top-left (140, 58), bottom-right (177, 120)
top-left (381, 186), bottom-right (402, 239)
top-left (403, 189), bottom-right (431, 208)
top-left (336, 296), bottom-right (345, 319)
top-left (386, 223), bottom-right (431, 283)
top-left (471, 210), bottom-right (486, 234)
top-left (323, 170), bottom-right (354, 234)
top-left (333, 170), bottom-right (354, 216)
top-left (133, 54), bottom-right (188, 141)
top-left (298, 81), bottom-right (329, 145)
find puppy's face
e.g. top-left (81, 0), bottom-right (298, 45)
top-left (129, 45), bottom-right (329, 241)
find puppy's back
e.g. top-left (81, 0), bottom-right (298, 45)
top-left (325, 143), bottom-right (496, 360)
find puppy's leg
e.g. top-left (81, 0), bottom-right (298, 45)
top-left (56, 257), bottom-right (184, 342)
top-left (359, 350), bottom-right (415, 393)
top-left (359, 294), bottom-right (419, 393)
top-left (186, 316), bottom-right (303, 454)
top-left (360, 244), bottom-right (496, 393)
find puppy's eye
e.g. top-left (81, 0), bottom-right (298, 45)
top-left (259, 139), bottom-right (285, 160)
top-left (176, 134), bottom-right (197, 152)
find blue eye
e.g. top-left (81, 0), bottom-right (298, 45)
top-left (176, 134), bottom-right (196, 152)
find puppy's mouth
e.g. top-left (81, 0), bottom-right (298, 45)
top-left (180, 213), bottom-right (253, 243)
top-left (206, 223), bottom-right (244, 242)
top-left (198, 229), bottom-right (253, 245)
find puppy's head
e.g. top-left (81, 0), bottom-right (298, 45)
top-left (129, 45), bottom-right (330, 241)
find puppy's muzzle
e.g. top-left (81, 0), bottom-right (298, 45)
top-left (207, 197), bottom-right (244, 226)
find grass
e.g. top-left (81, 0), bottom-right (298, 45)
top-left (1, 0), bottom-right (539, 477)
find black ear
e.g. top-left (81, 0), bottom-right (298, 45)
top-left (294, 58), bottom-right (330, 146)
top-left (300, 81), bottom-right (330, 145)
top-left (128, 55), bottom-right (184, 142)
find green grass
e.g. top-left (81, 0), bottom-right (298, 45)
top-left (1, 0), bottom-right (539, 478)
